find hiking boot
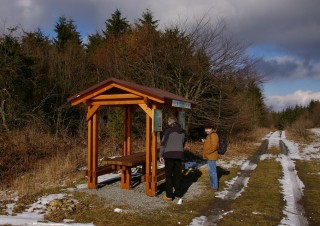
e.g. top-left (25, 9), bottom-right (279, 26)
top-left (162, 195), bottom-right (173, 201)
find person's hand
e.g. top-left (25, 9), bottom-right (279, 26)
top-left (159, 157), bottom-right (164, 164)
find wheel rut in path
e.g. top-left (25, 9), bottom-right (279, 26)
top-left (190, 139), bottom-right (269, 226)
top-left (279, 139), bottom-right (308, 226)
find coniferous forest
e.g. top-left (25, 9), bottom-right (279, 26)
top-left (0, 10), bottom-right (269, 134)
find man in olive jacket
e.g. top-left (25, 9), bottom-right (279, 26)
top-left (202, 124), bottom-right (219, 191)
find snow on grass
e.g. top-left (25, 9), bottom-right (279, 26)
top-left (0, 193), bottom-right (95, 226)
top-left (278, 153), bottom-right (307, 226)
top-left (218, 158), bottom-right (248, 169)
top-left (277, 130), bottom-right (320, 226)
top-left (267, 130), bottom-right (282, 147)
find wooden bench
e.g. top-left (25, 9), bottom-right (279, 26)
top-left (103, 152), bottom-right (147, 189)
top-left (104, 152), bottom-right (146, 168)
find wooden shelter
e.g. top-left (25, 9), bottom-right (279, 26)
top-left (67, 78), bottom-right (196, 196)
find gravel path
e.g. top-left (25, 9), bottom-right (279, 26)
top-left (83, 168), bottom-right (206, 213)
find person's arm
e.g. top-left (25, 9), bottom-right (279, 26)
top-left (209, 133), bottom-right (219, 152)
top-left (159, 133), bottom-right (167, 163)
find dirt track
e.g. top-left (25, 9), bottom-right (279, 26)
top-left (190, 131), bottom-right (309, 226)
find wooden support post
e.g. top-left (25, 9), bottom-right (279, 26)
top-left (123, 107), bottom-right (128, 156)
top-left (127, 106), bottom-right (132, 155)
top-left (123, 105), bottom-right (133, 156)
top-left (145, 113), bottom-right (152, 196)
top-left (87, 109), bottom-right (99, 189)
top-left (121, 167), bottom-right (131, 190)
top-left (151, 104), bottom-right (157, 195)
top-left (121, 106), bottom-right (133, 189)
top-left (87, 117), bottom-right (93, 188)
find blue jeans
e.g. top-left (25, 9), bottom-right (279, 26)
top-left (208, 160), bottom-right (218, 189)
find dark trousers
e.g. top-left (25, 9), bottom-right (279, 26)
top-left (164, 158), bottom-right (182, 198)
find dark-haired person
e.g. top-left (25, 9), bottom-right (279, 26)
top-left (159, 116), bottom-right (185, 201)
top-left (202, 124), bottom-right (219, 191)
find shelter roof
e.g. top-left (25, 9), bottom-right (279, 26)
top-left (67, 77), bottom-right (196, 108)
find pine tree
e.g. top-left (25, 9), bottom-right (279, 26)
top-left (87, 31), bottom-right (104, 53)
top-left (137, 9), bottom-right (159, 29)
top-left (54, 16), bottom-right (81, 49)
top-left (103, 9), bottom-right (129, 38)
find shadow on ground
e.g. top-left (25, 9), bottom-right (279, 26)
top-left (156, 168), bottom-right (202, 196)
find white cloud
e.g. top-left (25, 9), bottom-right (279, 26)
top-left (266, 90), bottom-right (320, 112)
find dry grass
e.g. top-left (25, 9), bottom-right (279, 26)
top-left (285, 128), bottom-right (314, 144)
top-left (10, 150), bottom-right (85, 195)
top-left (0, 126), bottom-right (86, 194)
top-left (295, 160), bottom-right (320, 225)
top-left (220, 127), bottom-right (271, 162)
top-left (184, 127), bottom-right (271, 162)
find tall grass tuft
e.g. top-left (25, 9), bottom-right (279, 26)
top-left (0, 126), bottom-right (86, 194)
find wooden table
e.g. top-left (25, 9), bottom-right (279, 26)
top-left (104, 152), bottom-right (146, 189)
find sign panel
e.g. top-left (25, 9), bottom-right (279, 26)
top-left (172, 100), bottom-right (191, 109)
top-left (179, 111), bottom-right (185, 129)
top-left (152, 109), bottom-right (163, 132)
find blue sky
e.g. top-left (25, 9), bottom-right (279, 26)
top-left (1, 0), bottom-right (319, 112)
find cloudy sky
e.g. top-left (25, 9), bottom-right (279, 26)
top-left (1, 0), bottom-right (320, 111)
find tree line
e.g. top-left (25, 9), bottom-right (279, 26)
top-left (272, 100), bottom-right (320, 132)
top-left (0, 9), bottom-right (268, 139)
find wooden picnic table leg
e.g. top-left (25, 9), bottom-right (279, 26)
top-left (121, 167), bottom-right (131, 189)
top-left (141, 164), bottom-right (146, 178)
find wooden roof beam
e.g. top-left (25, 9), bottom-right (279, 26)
top-left (92, 99), bottom-right (146, 105)
top-left (92, 94), bottom-right (140, 100)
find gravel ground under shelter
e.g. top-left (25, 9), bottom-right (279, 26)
top-left (83, 168), bottom-right (207, 213)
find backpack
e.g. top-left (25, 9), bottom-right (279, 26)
top-left (218, 137), bottom-right (227, 155)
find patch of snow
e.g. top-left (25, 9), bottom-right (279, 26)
top-left (114, 208), bottom-right (125, 213)
top-left (278, 130), bottom-right (317, 226)
top-left (260, 153), bottom-right (276, 160)
top-left (240, 160), bottom-right (250, 170)
top-left (265, 130), bottom-right (282, 148)
top-left (218, 159), bottom-right (247, 169)
top-left (189, 215), bottom-right (208, 226)
top-left (278, 153), bottom-right (307, 226)
top-left (98, 173), bottom-right (121, 183)
top-left (0, 193), bottom-right (94, 226)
